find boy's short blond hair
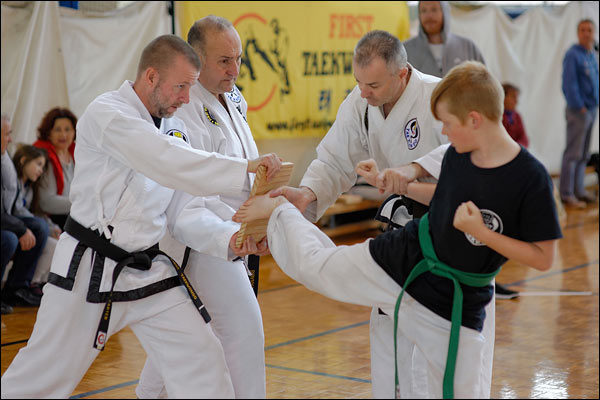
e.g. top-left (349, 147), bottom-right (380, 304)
top-left (430, 61), bottom-right (504, 123)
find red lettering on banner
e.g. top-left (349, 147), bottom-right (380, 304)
top-left (329, 14), bottom-right (374, 38)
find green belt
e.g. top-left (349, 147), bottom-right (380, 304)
top-left (393, 213), bottom-right (499, 399)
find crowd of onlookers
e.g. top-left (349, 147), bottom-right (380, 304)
top-left (1, 108), bottom-right (76, 315)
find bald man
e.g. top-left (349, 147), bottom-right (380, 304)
top-left (136, 16), bottom-right (267, 399)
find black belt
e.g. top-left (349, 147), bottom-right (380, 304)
top-left (64, 216), bottom-right (211, 351)
top-left (229, 253), bottom-right (261, 297)
top-left (247, 255), bottom-right (260, 297)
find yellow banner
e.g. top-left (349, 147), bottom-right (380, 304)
top-left (177, 1), bottom-right (410, 139)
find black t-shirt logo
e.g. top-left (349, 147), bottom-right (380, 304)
top-left (465, 209), bottom-right (503, 246)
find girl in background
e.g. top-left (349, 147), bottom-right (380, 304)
top-left (11, 145), bottom-right (60, 295)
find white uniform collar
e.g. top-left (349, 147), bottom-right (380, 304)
top-left (194, 81), bottom-right (227, 113)
top-left (386, 64), bottom-right (420, 119)
top-left (118, 80), bottom-right (155, 126)
top-left (366, 64), bottom-right (421, 120)
top-left (191, 80), bottom-right (258, 183)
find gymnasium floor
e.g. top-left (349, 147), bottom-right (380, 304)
top-left (1, 202), bottom-right (598, 399)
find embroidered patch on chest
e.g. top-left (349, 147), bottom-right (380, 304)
top-left (204, 106), bottom-right (219, 126)
top-left (404, 118), bottom-right (420, 150)
top-left (225, 89), bottom-right (242, 103)
top-left (465, 209), bottom-right (504, 246)
top-left (165, 129), bottom-right (189, 143)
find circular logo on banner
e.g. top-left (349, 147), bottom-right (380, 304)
top-left (234, 13), bottom-right (291, 112)
top-left (165, 129), bottom-right (189, 143)
top-left (465, 209), bottom-right (504, 246)
top-left (404, 118), bottom-right (420, 150)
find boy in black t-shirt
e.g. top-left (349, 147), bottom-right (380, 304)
top-left (233, 61), bottom-right (562, 398)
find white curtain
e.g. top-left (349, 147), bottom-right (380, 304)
top-left (450, 1), bottom-right (599, 174)
top-left (1, 2), bottom-right (69, 147)
top-left (1, 1), bottom-right (170, 149)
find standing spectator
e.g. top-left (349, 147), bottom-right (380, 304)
top-left (11, 144), bottom-right (60, 295)
top-left (1, 116), bottom-right (49, 310)
top-left (404, 1), bottom-right (485, 78)
top-left (33, 107), bottom-right (77, 228)
top-left (502, 83), bottom-right (529, 148)
top-left (560, 19), bottom-right (599, 208)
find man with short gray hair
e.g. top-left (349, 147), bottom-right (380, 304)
top-left (353, 29), bottom-right (408, 70)
top-left (270, 29), bottom-right (448, 398)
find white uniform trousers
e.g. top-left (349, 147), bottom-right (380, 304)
top-left (394, 291), bottom-right (488, 399)
top-left (1, 248), bottom-right (235, 399)
top-left (369, 295), bottom-right (495, 398)
top-left (266, 203), bottom-right (493, 399)
top-left (136, 245), bottom-right (265, 399)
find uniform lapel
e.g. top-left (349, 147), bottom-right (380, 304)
top-left (197, 84), bottom-right (256, 187)
top-left (118, 80), bottom-right (155, 126)
top-left (223, 89), bottom-right (259, 161)
top-left (385, 65), bottom-right (419, 127)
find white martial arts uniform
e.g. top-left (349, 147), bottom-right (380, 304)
top-left (0, 80), bottom-right (256, 399)
top-left (300, 65), bottom-right (445, 222)
top-left (265, 203), bottom-right (489, 398)
top-left (299, 65), bottom-right (447, 398)
top-left (136, 83), bottom-right (266, 399)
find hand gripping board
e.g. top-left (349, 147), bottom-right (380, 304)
top-left (236, 162), bottom-right (294, 247)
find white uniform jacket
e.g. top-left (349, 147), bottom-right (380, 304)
top-left (51, 80), bottom-right (249, 300)
top-left (165, 83), bottom-right (258, 260)
top-left (414, 143), bottom-right (451, 179)
top-left (300, 66), bottom-right (446, 222)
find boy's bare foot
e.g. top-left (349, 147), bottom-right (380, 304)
top-left (233, 194), bottom-right (288, 223)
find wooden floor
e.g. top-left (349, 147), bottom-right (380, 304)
top-left (1, 203), bottom-right (598, 399)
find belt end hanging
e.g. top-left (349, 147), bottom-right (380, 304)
top-left (94, 330), bottom-right (107, 351)
top-left (199, 305), bottom-right (211, 323)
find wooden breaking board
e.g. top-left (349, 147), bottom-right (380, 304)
top-left (236, 162), bottom-right (294, 247)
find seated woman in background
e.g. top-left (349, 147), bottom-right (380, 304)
top-left (1, 144), bottom-right (49, 308)
top-left (11, 144), bottom-right (61, 295)
top-left (33, 107), bottom-right (77, 228)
